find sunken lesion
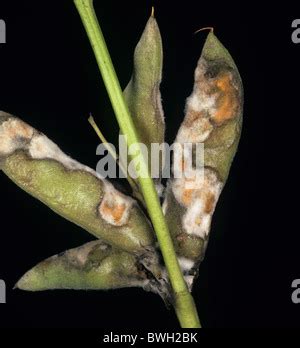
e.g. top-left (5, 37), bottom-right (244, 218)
top-left (98, 183), bottom-right (134, 227)
top-left (183, 58), bottom-right (242, 143)
top-left (202, 60), bottom-right (242, 125)
top-left (170, 167), bottom-right (223, 241)
top-left (100, 200), bottom-right (127, 225)
top-left (211, 71), bottom-right (241, 125)
top-left (172, 167), bottom-right (222, 205)
top-left (204, 190), bottom-right (217, 214)
top-left (65, 241), bottom-right (111, 269)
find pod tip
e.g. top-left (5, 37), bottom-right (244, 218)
top-left (151, 6), bottom-right (155, 17)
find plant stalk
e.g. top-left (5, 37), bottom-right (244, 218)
top-left (74, 0), bottom-right (201, 328)
top-left (88, 115), bottom-right (142, 198)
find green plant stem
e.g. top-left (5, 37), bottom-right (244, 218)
top-left (74, 0), bottom-right (201, 328)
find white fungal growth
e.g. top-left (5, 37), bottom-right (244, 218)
top-left (172, 168), bottom-right (222, 207)
top-left (178, 257), bottom-right (195, 272)
top-left (174, 61), bottom-right (218, 144)
top-left (184, 275), bottom-right (194, 291)
top-left (182, 200), bottom-right (212, 238)
top-left (176, 117), bottom-right (213, 144)
top-left (0, 118), bottom-right (33, 155)
top-left (186, 92), bottom-right (216, 114)
top-left (171, 168), bottom-right (223, 238)
top-left (195, 60), bottom-right (207, 80)
top-left (0, 115), bottom-right (106, 180)
top-left (29, 134), bottom-right (74, 164)
top-left (28, 134), bottom-right (105, 179)
top-left (99, 182), bottom-right (134, 226)
top-left (170, 54), bottom-right (232, 239)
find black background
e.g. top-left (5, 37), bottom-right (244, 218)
top-left (0, 0), bottom-right (298, 329)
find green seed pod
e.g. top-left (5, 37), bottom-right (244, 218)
top-left (15, 240), bottom-right (169, 300)
top-left (0, 112), bottom-right (155, 258)
top-left (122, 13), bottom-right (165, 183)
top-left (163, 32), bottom-right (243, 289)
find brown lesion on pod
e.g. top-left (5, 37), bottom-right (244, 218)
top-left (98, 183), bottom-right (134, 227)
top-left (191, 59), bottom-right (242, 128)
top-left (210, 70), bottom-right (241, 126)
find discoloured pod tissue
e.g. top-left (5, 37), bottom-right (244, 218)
top-left (122, 14), bottom-right (165, 185)
top-left (163, 32), bottom-right (243, 289)
top-left (0, 112), bottom-right (156, 256)
top-left (15, 240), bottom-right (169, 300)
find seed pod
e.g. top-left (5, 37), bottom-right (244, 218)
top-left (163, 32), bottom-right (243, 289)
top-left (15, 240), bottom-right (170, 300)
top-left (0, 112), bottom-right (156, 258)
top-left (122, 13), bottom-right (165, 183)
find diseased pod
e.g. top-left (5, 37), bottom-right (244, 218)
top-left (0, 111), bottom-right (169, 300)
top-left (163, 31), bottom-right (243, 289)
top-left (16, 240), bottom-right (165, 295)
top-left (0, 12), bottom-right (243, 309)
